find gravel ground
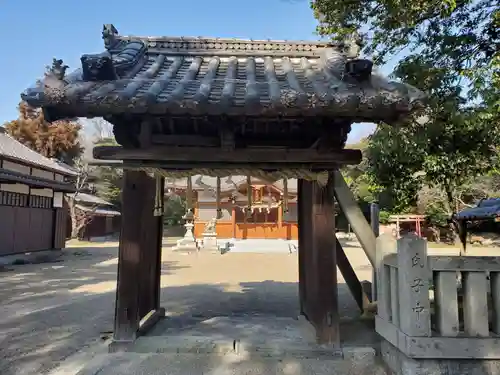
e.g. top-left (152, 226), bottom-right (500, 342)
top-left (0, 237), bottom-right (410, 375)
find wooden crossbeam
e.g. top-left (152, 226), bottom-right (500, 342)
top-left (153, 134), bottom-right (220, 147)
top-left (89, 161), bottom-right (356, 172)
top-left (93, 145), bottom-right (362, 166)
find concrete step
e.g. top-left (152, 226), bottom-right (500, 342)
top-left (52, 316), bottom-right (388, 375)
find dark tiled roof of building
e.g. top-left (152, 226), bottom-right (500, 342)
top-left (455, 199), bottom-right (500, 221)
top-left (0, 168), bottom-right (76, 192)
top-left (69, 192), bottom-right (113, 206)
top-left (0, 127), bottom-right (77, 176)
top-left (76, 204), bottom-right (120, 216)
top-left (22, 25), bottom-right (425, 121)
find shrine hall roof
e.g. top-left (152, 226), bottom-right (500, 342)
top-left (166, 175), bottom-right (298, 194)
top-left (22, 25), bottom-right (425, 122)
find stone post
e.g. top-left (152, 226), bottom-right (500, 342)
top-left (375, 233), bottom-right (396, 321)
top-left (397, 235), bottom-right (431, 336)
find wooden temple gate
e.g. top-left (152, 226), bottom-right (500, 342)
top-left (21, 25), bottom-right (424, 350)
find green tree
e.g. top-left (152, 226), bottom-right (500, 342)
top-left (4, 101), bottom-right (82, 165)
top-left (311, 0), bottom-right (498, 103)
top-left (344, 139), bottom-right (394, 209)
top-left (93, 166), bottom-right (123, 209)
top-left (92, 136), bottom-right (123, 208)
top-left (163, 194), bottom-right (186, 226)
top-left (367, 61), bottom-right (500, 216)
top-left (312, 0), bottom-right (499, 233)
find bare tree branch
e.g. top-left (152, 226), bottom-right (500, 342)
top-left (65, 157), bottom-right (96, 239)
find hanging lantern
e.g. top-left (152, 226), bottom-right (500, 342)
top-left (216, 176), bottom-right (222, 219)
top-left (283, 178), bottom-right (289, 213)
top-left (153, 175), bottom-right (163, 216)
top-left (245, 175), bottom-right (253, 219)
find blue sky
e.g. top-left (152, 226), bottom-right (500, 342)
top-left (0, 0), bottom-right (396, 143)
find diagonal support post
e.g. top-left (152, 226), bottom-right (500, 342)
top-left (332, 170), bottom-right (376, 266)
top-left (335, 236), bottom-right (371, 311)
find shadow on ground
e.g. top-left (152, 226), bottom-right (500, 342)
top-left (0, 245), bottom-right (374, 375)
top-left (337, 236), bottom-right (363, 249)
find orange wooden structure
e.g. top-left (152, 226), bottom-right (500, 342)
top-left (389, 214), bottom-right (425, 238)
top-left (166, 176), bottom-right (298, 239)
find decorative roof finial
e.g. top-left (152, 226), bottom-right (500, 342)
top-left (102, 24), bottom-right (119, 49)
top-left (45, 58), bottom-right (69, 81)
top-left (342, 31), bottom-right (364, 59)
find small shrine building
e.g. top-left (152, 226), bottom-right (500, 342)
top-left (166, 176), bottom-right (300, 239)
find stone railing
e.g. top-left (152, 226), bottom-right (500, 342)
top-left (376, 234), bottom-right (500, 359)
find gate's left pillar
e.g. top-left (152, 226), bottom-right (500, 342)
top-left (110, 170), bottom-right (164, 352)
top-left (298, 173), bottom-right (340, 347)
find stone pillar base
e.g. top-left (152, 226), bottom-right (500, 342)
top-left (201, 232), bottom-right (219, 252)
top-left (381, 339), bottom-right (500, 375)
top-left (173, 222), bottom-right (197, 253)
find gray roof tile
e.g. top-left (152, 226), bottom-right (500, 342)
top-left (166, 175), bottom-right (298, 193)
top-left (0, 127), bottom-right (77, 176)
top-left (69, 192), bottom-right (113, 205)
top-left (76, 204), bottom-right (120, 216)
top-left (22, 25), bottom-right (425, 121)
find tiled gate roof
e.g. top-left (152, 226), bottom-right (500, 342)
top-left (22, 25), bottom-right (425, 122)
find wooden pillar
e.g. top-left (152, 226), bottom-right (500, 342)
top-left (243, 206), bottom-right (248, 239)
top-left (231, 205), bottom-right (236, 238)
top-left (298, 173), bottom-right (339, 346)
top-left (138, 176), bottom-right (164, 317)
top-left (112, 170), bottom-right (164, 346)
top-left (152, 198), bottom-right (164, 311)
top-left (416, 218), bottom-right (422, 237)
top-left (278, 199), bottom-right (284, 238)
top-left (113, 170), bottom-right (145, 343)
top-left (297, 179), bottom-right (309, 315)
top-left (278, 199), bottom-right (283, 228)
top-left (458, 219), bottom-right (467, 255)
top-left (53, 207), bottom-right (67, 249)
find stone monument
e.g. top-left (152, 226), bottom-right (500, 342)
top-left (201, 218), bottom-right (219, 252)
